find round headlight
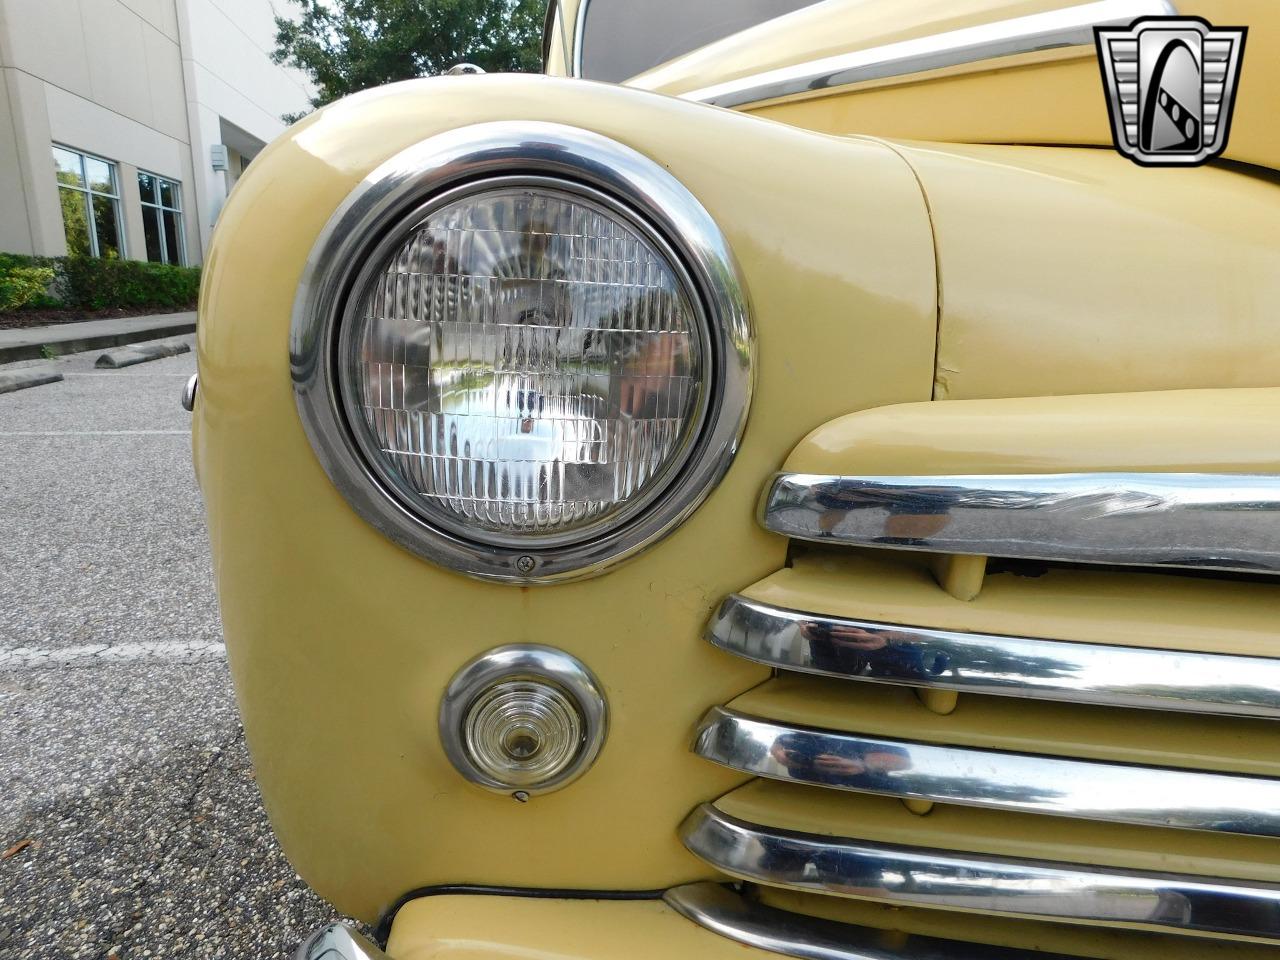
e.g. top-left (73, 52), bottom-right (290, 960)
top-left (340, 181), bottom-right (708, 547)
top-left (292, 123), bottom-right (752, 581)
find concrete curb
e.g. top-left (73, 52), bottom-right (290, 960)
top-left (0, 316), bottom-right (196, 365)
top-left (96, 338), bottom-right (192, 369)
top-left (0, 366), bottom-right (64, 395)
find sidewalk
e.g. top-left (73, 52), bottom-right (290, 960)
top-left (0, 312), bottom-right (197, 364)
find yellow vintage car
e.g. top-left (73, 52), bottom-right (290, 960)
top-left (190, 1), bottom-right (1280, 957)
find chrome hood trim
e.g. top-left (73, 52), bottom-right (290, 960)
top-left (683, 0), bottom-right (1177, 109)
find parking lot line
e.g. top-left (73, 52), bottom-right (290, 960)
top-left (0, 641), bottom-right (227, 670)
top-left (0, 429), bottom-right (192, 436)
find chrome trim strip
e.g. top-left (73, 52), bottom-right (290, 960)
top-left (439, 644), bottom-right (608, 795)
top-left (571, 0), bottom-right (590, 78)
top-left (291, 122), bottom-right (753, 583)
top-left (664, 883), bottom-right (1080, 960)
top-left (683, 0), bottom-right (1177, 108)
top-left (761, 472), bottom-right (1280, 574)
top-left (680, 805), bottom-right (1280, 940)
top-left (180, 372), bottom-right (197, 412)
top-left (294, 923), bottom-right (389, 960)
top-left (707, 594), bottom-right (1280, 719)
top-left (694, 706), bottom-right (1280, 838)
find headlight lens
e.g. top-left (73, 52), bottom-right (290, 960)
top-left (340, 183), bottom-right (707, 547)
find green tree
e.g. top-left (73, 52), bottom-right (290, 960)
top-left (273, 0), bottom-right (545, 119)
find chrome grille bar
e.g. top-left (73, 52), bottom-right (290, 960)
top-left (664, 883), bottom-right (1082, 960)
top-left (694, 706), bottom-right (1280, 838)
top-left (707, 594), bottom-right (1280, 718)
top-left (760, 472), bottom-right (1280, 574)
top-left (680, 805), bottom-right (1280, 940)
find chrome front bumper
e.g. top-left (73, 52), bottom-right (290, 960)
top-left (294, 923), bottom-right (389, 960)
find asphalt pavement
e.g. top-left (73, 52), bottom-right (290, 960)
top-left (0, 339), bottom-right (358, 958)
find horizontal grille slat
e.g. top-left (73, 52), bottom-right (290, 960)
top-left (722, 678), bottom-right (1280, 779)
top-left (720, 782), bottom-right (1280, 886)
top-left (694, 705), bottom-right (1280, 838)
top-left (757, 885), bottom-right (1280, 960)
top-left (761, 472), bottom-right (1280, 574)
top-left (664, 882), bottom-right (1085, 960)
top-left (708, 593), bottom-right (1280, 718)
top-left (681, 804), bottom-right (1280, 941)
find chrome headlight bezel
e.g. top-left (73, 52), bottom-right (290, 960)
top-left (291, 121), bottom-right (753, 583)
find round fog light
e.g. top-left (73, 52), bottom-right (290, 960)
top-left (440, 645), bottom-right (607, 795)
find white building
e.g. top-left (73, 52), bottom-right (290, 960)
top-left (0, 0), bottom-right (313, 266)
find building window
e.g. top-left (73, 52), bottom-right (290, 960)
top-left (52, 146), bottom-right (124, 259)
top-left (138, 172), bottom-right (186, 266)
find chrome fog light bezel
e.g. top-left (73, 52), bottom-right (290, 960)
top-left (290, 121), bottom-right (753, 583)
top-left (439, 644), bottom-right (608, 796)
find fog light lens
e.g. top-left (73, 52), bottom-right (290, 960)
top-left (463, 680), bottom-right (584, 787)
top-left (440, 644), bottom-right (608, 795)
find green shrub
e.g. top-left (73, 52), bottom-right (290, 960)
top-left (59, 257), bottom-right (201, 311)
top-left (0, 253), bottom-right (59, 308)
top-left (0, 263), bottom-right (56, 311)
top-left (0, 252), bottom-right (200, 312)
